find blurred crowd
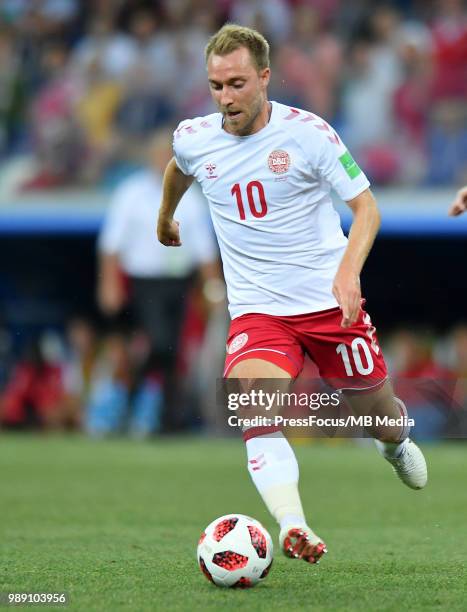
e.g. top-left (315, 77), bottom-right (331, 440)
top-left (0, 288), bottom-right (226, 435)
top-left (0, 316), bottom-right (466, 440)
top-left (0, 0), bottom-right (466, 192)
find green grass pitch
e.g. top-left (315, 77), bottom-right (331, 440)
top-left (1, 435), bottom-right (466, 611)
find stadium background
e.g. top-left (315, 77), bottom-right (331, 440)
top-left (0, 1), bottom-right (466, 610)
top-left (0, 0), bottom-right (466, 435)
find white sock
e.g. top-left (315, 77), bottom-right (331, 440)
top-left (280, 513), bottom-right (307, 531)
top-left (246, 431), bottom-right (306, 527)
top-left (375, 438), bottom-right (408, 459)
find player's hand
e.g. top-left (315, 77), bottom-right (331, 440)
top-left (448, 186), bottom-right (467, 216)
top-left (157, 217), bottom-right (182, 246)
top-left (332, 268), bottom-right (361, 328)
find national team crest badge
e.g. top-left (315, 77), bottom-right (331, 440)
top-left (268, 150), bottom-right (290, 174)
top-left (227, 333), bottom-right (248, 354)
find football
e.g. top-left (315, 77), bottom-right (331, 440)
top-left (197, 514), bottom-right (274, 588)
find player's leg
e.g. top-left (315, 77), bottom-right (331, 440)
top-left (343, 378), bottom-right (407, 442)
top-left (343, 380), bottom-right (427, 489)
top-left (300, 304), bottom-right (427, 489)
top-left (227, 357), bottom-right (327, 564)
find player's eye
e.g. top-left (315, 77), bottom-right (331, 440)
top-left (233, 82), bottom-right (244, 89)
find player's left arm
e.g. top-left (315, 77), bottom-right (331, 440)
top-left (448, 186), bottom-right (467, 216)
top-left (333, 188), bottom-right (381, 328)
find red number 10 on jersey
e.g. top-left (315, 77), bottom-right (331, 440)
top-left (231, 181), bottom-right (268, 220)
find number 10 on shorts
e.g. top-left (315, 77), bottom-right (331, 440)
top-left (336, 338), bottom-right (375, 376)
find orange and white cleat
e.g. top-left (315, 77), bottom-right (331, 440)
top-left (279, 526), bottom-right (327, 564)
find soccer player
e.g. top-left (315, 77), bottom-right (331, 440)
top-left (448, 186), bottom-right (467, 216)
top-left (157, 24), bottom-right (427, 565)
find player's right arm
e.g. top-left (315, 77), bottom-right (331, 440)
top-left (157, 157), bottom-right (194, 247)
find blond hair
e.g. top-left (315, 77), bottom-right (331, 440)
top-left (205, 24), bottom-right (270, 71)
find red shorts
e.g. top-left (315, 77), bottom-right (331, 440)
top-left (223, 302), bottom-right (387, 391)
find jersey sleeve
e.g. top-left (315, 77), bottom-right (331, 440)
top-left (309, 122), bottom-right (370, 201)
top-left (173, 121), bottom-right (194, 176)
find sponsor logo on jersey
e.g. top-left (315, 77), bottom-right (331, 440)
top-left (205, 162), bottom-right (218, 179)
top-left (339, 151), bottom-right (362, 179)
top-left (227, 333), bottom-right (248, 354)
top-left (268, 150), bottom-right (290, 174)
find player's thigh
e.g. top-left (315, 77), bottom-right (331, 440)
top-left (224, 313), bottom-right (304, 379)
top-left (343, 379), bottom-right (409, 441)
top-left (228, 358), bottom-right (292, 379)
top-left (227, 358), bottom-right (292, 420)
top-left (302, 304), bottom-right (387, 390)
top-left (343, 379), bottom-right (396, 417)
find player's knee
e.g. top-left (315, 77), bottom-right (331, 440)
top-left (375, 397), bottom-right (411, 443)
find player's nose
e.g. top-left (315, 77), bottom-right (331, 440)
top-left (219, 87), bottom-right (234, 107)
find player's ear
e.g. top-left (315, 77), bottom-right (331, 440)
top-left (259, 67), bottom-right (270, 88)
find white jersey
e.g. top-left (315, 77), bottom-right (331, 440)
top-left (173, 101), bottom-right (370, 319)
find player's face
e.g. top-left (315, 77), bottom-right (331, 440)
top-left (207, 47), bottom-right (270, 136)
